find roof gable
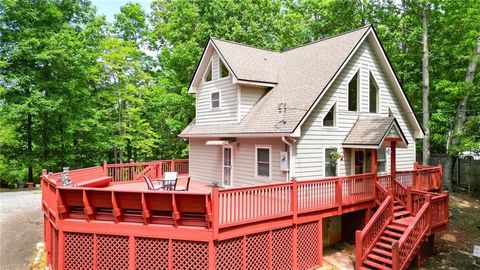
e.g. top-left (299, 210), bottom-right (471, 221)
top-left (182, 25), bottom-right (422, 138)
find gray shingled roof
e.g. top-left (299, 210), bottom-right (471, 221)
top-left (343, 116), bottom-right (408, 148)
top-left (181, 26), bottom-right (371, 137)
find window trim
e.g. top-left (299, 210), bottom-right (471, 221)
top-left (324, 147), bottom-right (339, 177)
top-left (255, 145), bottom-right (272, 179)
top-left (323, 102), bottom-right (337, 128)
top-left (218, 59), bottom-right (230, 79)
top-left (348, 68), bottom-right (360, 112)
top-left (210, 90), bottom-right (221, 110)
top-left (369, 71), bottom-right (380, 113)
top-left (203, 60), bottom-right (213, 83)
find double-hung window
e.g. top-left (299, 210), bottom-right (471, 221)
top-left (256, 146), bottom-right (271, 178)
top-left (325, 148), bottom-right (338, 177)
top-left (377, 148), bottom-right (387, 172)
top-left (211, 91), bottom-right (220, 109)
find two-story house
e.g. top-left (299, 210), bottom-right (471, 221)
top-left (180, 25), bottom-right (423, 187)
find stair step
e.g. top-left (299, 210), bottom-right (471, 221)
top-left (367, 253), bottom-right (393, 265)
top-left (359, 267), bottom-right (373, 270)
top-left (384, 230), bottom-right (403, 238)
top-left (394, 201), bottom-right (402, 205)
top-left (394, 210), bottom-right (410, 218)
top-left (394, 205), bottom-right (405, 211)
top-left (363, 259), bottom-right (392, 270)
top-left (387, 224), bottom-right (407, 232)
top-left (372, 248), bottom-right (393, 257)
top-left (375, 241), bottom-right (393, 249)
top-left (394, 216), bottom-right (414, 225)
top-left (380, 236), bottom-right (397, 243)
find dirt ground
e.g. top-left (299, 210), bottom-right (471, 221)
top-left (420, 190), bottom-right (480, 270)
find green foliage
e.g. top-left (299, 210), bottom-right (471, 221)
top-left (0, 0), bottom-right (478, 184)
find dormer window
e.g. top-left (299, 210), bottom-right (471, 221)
top-left (348, 71), bottom-right (359, 111)
top-left (323, 103), bottom-right (336, 127)
top-left (211, 91), bottom-right (220, 109)
top-left (219, 60), bottom-right (229, 78)
top-left (205, 62), bottom-right (212, 82)
top-left (369, 72), bottom-right (379, 113)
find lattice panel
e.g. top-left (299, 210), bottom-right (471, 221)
top-left (64, 232), bottom-right (94, 270)
top-left (272, 227), bottom-right (293, 270)
top-left (97, 234), bottom-right (129, 270)
top-left (297, 222), bottom-right (319, 270)
top-left (173, 240), bottom-right (209, 269)
top-left (216, 237), bottom-right (243, 270)
top-left (246, 232), bottom-right (269, 269)
top-left (135, 237), bottom-right (169, 270)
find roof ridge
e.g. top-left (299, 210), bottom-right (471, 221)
top-left (210, 24), bottom-right (371, 55)
top-left (210, 37), bottom-right (280, 53)
top-left (281, 24), bottom-right (371, 52)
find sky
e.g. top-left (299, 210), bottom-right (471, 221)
top-left (91, 0), bottom-right (152, 22)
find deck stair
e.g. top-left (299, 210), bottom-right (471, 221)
top-left (356, 180), bottom-right (442, 270)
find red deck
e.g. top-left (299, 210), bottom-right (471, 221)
top-left (41, 160), bottom-right (447, 270)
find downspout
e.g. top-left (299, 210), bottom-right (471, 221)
top-left (282, 136), bottom-right (294, 181)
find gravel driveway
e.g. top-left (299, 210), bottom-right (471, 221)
top-left (0, 189), bottom-right (43, 270)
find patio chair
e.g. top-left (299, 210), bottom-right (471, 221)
top-left (144, 176), bottom-right (162, 191)
top-left (175, 177), bottom-right (191, 191)
top-left (163, 172), bottom-right (178, 191)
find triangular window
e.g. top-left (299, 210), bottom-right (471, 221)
top-left (205, 62), bottom-right (212, 82)
top-left (369, 72), bottom-right (379, 113)
top-left (348, 71), bottom-right (359, 111)
top-left (323, 103), bottom-right (336, 127)
top-left (220, 60), bottom-right (229, 78)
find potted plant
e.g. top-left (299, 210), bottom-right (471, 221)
top-left (329, 151), bottom-right (343, 164)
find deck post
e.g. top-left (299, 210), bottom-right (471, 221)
top-left (336, 178), bottom-right (343, 214)
top-left (355, 230), bottom-right (363, 269)
top-left (372, 149), bottom-right (378, 182)
top-left (103, 160), bottom-right (108, 175)
top-left (171, 159), bottom-right (175, 172)
top-left (407, 186), bottom-right (412, 212)
top-left (391, 241), bottom-right (399, 269)
top-left (57, 230), bottom-right (65, 270)
top-left (414, 162), bottom-right (419, 189)
top-left (390, 141), bottom-right (396, 191)
top-left (317, 218), bottom-right (323, 267)
top-left (211, 187), bottom-right (220, 240)
top-left (208, 240), bottom-right (215, 270)
top-left (425, 194), bottom-right (432, 233)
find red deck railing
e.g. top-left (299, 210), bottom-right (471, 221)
top-left (41, 161), bottom-right (446, 270)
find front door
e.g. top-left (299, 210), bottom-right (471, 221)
top-left (223, 146), bottom-right (233, 186)
top-left (354, 150), bottom-right (365, 174)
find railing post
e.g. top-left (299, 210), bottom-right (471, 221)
top-left (291, 180), bottom-right (298, 224)
top-left (103, 160), bottom-right (108, 175)
top-left (392, 241), bottom-right (399, 270)
top-left (407, 186), bottom-right (412, 212)
top-left (171, 159), bottom-right (175, 172)
top-left (425, 194), bottom-right (432, 233)
top-left (336, 178), bottom-right (343, 214)
top-left (355, 230), bottom-right (363, 269)
top-left (443, 191), bottom-right (449, 228)
top-left (211, 187), bottom-right (220, 240)
top-left (388, 188), bottom-right (395, 216)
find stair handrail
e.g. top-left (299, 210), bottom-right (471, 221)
top-left (374, 182), bottom-right (389, 205)
top-left (392, 194), bottom-right (431, 270)
top-left (355, 195), bottom-right (394, 269)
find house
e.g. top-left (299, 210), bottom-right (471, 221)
top-left (41, 26), bottom-right (448, 270)
top-left (181, 25), bottom-right (423, 187)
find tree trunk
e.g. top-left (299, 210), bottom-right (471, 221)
top-left (443, 35), bottom-right (480, 191)
top-left (421, 6), bottom-right (430, 165)
top-left (118, 98), bottom-right (123, 163)
top-left (27, 113), bottom-right (33, 183)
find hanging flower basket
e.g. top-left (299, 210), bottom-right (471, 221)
top-left (329, 151), bottom-right (343, 162)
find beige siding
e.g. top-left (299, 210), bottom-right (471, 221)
top-left (189, 138), bottom-right (222, 184)
top-left (295, 40), bottom-right (416, 180)
top-left (240, 86), bottom-right (266, 120)
top-left (188, 137), bottom-right (288, 187)
top-left (196, 52), bottom-right (238, 125)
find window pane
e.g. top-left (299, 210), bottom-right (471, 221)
top-left (205, 64), bottom-right (212, 82)
top-left (377, 148), bottom-right (386, 172)
top-left (325, 148), bottom-right (337, 177)
top-left (211, 92), bottom-right (219, 108)
top-left (348, 73), bottom-right (358, 111)
top-left (258, 163), bottom-right (270, 177)
top-left (257, 148), bottom-right (269, 162)
top-left (323, 104), bottom-right (335, 126)
top-left (369, 74), bottom-right (378, 113)
top-left (220, 61), bottom-right (229, 78)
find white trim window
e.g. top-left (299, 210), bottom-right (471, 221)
top-left (369, 72), bottom-right (379, 113)
top-left (255, 145), bottom-right (271, 178)
top-left (323, 103), bottom-right (336, 127)
top-left (210, 91), bottom-right (220, 109)
top-left (204, 61), bottom-right (213, 82)
top-left (219, 59), bottom-right (229, 78)
top-left (378, 148), bottom-right (387, 172)
top-left (325, 148), bottom-right (338, 177)
top-left (348, 70), bottom-right (359, 112)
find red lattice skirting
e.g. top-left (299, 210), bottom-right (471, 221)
top-left (45, 220), bottom-right (323, 270)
